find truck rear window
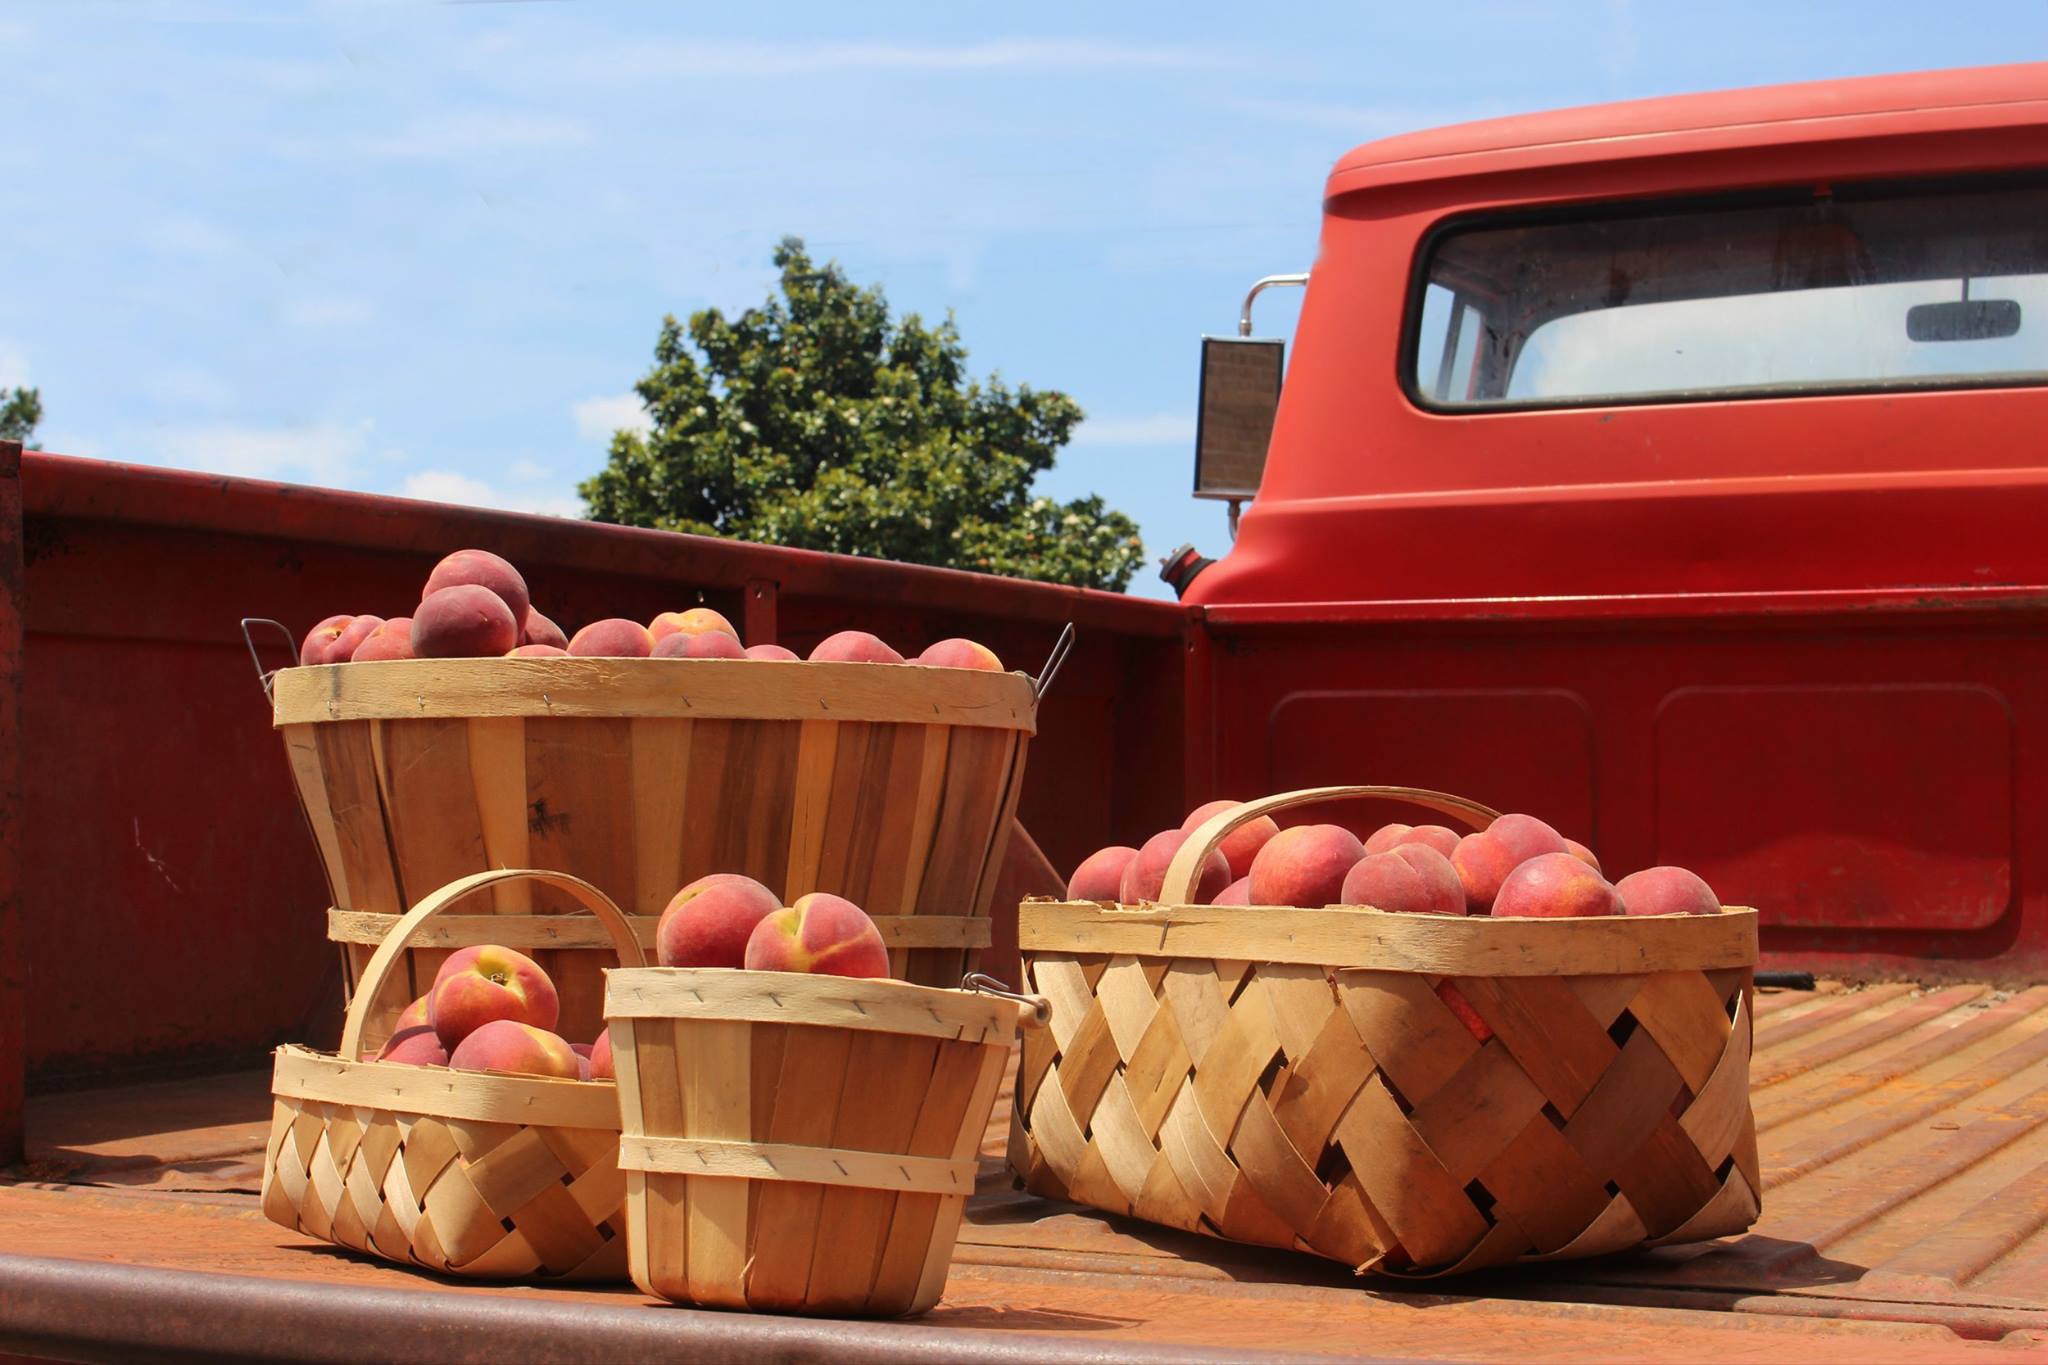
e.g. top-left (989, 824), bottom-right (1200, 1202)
top-left (1411, 179), bottom-right (2048, 408)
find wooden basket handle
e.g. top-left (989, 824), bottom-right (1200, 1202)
top-left (339, 869), bottom-right (647, 1062)
top-left (1158, 785), bottom-right (1504, 906)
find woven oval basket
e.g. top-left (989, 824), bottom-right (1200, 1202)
top-left (604, 967), bottom-right (1041, 1316)
top-left (262, 868), bottom-right (643, 1282)
top-left (272, 657), bottom-right (1036, 1051)
top-left (1008, 785), bottom-right (1762, 1277)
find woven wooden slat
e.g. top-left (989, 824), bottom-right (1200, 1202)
top-left (263, 870), bottom-right (641, 1282)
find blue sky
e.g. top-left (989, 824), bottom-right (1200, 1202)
top-left (3, 3), bottom-right (2042, 598)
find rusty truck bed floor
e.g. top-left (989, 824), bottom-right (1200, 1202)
top-left (4, 982), bottom-right (2047, 1362)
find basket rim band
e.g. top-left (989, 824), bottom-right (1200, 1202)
top-left (605, 968), bottom-right (1022, 1042)
top-left (1018, 902), bottom-right (1760, 974)
top-left (327, 907), bottom-right (992, 950)
top-left (617, 1134), bottom-right (978, 1195)
top-left (272, 657), bottom-right (1038, 733)
top-left (272, 1044), bottom-right (620, 1129)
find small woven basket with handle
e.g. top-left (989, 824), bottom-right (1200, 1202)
top-left (1009, 785), bottom-right (1761, 1277)
top-left (262, 868), bottom-right (643, 1281)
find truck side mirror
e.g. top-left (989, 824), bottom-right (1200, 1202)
top-left (1194, 336), bottom-right (1285, 507)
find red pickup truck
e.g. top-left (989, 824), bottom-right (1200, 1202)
top-left (3, 61), bottom-right (2045, 1362)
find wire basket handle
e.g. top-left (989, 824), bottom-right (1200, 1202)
top-left (240, 618), bottom-right (298, 703)
top-left (340, 868), bottom-right (646, 1062)
top-left (1030, 622), bottom-right (1075, 702)
top-left (1158, 785), bottom-right (1504, 906)
top-left (961, 971), bottom-right (1051, 1029)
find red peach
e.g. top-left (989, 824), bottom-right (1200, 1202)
top-left (1248, 824), bottom-right (1365, 908)
top-left (744, 644), bottom-right (800, 661)
top-left (1119, 828), bottom-right (1230, 905)
top-left (567, 617), bottom-right (654, 657)
top-left (653, 630), bottom-right (746, 659)
top-left (1493, 852), bottom-right (1624, 919)
top-left (916, 638), bottom-right (1004, 671)
top-left (1390, 843), bottom-right (1467, 916)
top-left (424, 549), bottom-right (530, 627)
top-left (589, 1027), bottom-right (614, 1080)
top-left (1340, 853), bottom-right (1433, 914)
top-left (327, 615), bottom-right (384, 663)
top-left (429, 944), bottom-right (560, 1049)
top-left (1401, 825), bottom-right (1463, 858)
top-left (649, 607), bottom-right (739, 645)
top-left (1616, 866), bottom-right (1721, 916)
top-left (1488, 812), bottom-right (1569, 866)
top-left (1213, 876), bottom-right (1252, 906)
top-left (447, 1019), bottom-right (581, 1080)
top-left (412, 585), bottom-right (519, 658)
top-left (743, 892), bottom-right (890, 978)
top-left (1066, 846), bottom-right (1138, 901)
top-left (506, 644), bottom-right (568, 657)
top-left (1565, 838), bottom-right (1603, 874)
top-left (1451, 832), bottom-right (1522, 913)
top-left (299, 614), bottom-right (352, 665)
top-left (1437, 982), bottom-right (1494, 1042)
top-left (655, 874), bottom-right (783, 969)
top-left (1179, 800), bottom-right (1282, 882)
top-left (520, 611), bottom-right (568, 649)
top-left (808, 631), bottom-right (904, 664)
top-left (351, 617), bottom-right (415, 662)
top-left (1364, 823), bottom-right (1412, 855)
top-left (376, 1025), bottom-right (448, 1067)
top-left (393, 994), bottom-right (431, 1034)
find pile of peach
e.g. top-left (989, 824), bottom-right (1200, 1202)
top-left (298, 547), bottom-right (1006, 670)
top-left (1068, 801), bottom-right (1722, 921)
top-left (371, 877), bottom-right (892, 1080)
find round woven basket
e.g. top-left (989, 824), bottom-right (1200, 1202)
top-left (603, 967), bottom-right (1040, 1316)
top-left (1009, 784), bottom-right (1762, 1277)
top-left (262, 868), bottom-right (642, 1282)
top-left (271, 657), bottom-right (1036, 1051)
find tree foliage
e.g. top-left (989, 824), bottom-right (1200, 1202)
top-left (580, 238), bottom-right (1143, 591)
top-left (0, 386), bottom-right (40, 448)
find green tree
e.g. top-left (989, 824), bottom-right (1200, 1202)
top-left (0, 386), bottom-right (39, 448)
top-left (580, 238), bottom-right (1143, 591)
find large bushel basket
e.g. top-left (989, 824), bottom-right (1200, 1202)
top-left (1008, 785), bottom-right (1762, 1277)
top-left (272, 657), bottom-right (1037, 1052)
top-left (603, 967), bottom-right (1042, 1316)
top-left (262, 869), bottom-right (643, 1282)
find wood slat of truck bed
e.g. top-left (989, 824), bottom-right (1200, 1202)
top-left (5, 983), bottom-right (2048, 1363)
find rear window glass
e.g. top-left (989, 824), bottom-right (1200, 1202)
top-left (1411, 180), bottom-right (2048, 408)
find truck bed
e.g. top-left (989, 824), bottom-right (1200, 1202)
top-left (4, 981), bottom-right (2046, 1362)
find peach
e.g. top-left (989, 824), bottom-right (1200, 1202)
top-left (447, 1019), bottom-right (581, 1080)
top-left (589, 1027), bottom-right (614, 1080)
top-left (1437, 982), bottom-right (1494, 1042)
top-left (520, 611), bottom-right (568, 649)
top-left (1488, 812), bottom-right (1569, 866)
top-left (375, 1025), bottom-right (448, 1067)
top-left (1341, 846), bottom-right (1464, 917)
top-left (1364, 823), bottom-right (1413, 856)
top-left (299, 614), bottom-right (353, 665)
top-left (808, 630), bottom-right (904, 664)
top-left (1179, 800), bottom-right (1281, 881)
top-left (429, 944), bottom-right (559, 1049)
top-left (327, 614), bottom-right (384, 663)
top-left (1565, 838), bottom-right (1602, 874)
top-left (744, 892), bottom-right (890, 978)
top-left (1066, 845), bottom-right (1138, 901)
top-left (649, 607), bottom-right (739, 645)
top-left (916, 638), bottom-right (1004, 671)
top-left (744, 643), bottom-right (800, 661)
top-left (567, 617), bottom-right (654, 657)
top-left (656, 873), bottom-right (783, 969)
top-left (1390, 843), bottom-right (1466, 915)
top-left (506, 643), bottom-right (568, 657)
top-left (424, 549), bottom-right (530, 627)
top-left (1213, 876), bottom-right (1252, 906)
top-left (1403, 825), bottom-right (1462, 858)
top-left (1616, 866), bottom-right (1721, 916)
top-left (1248, 824), bottom-right (1365, 908)
top-left (1493, 852), bottom-right (1624, 919)
top-left (393, 994), bottom-right (431, 1033)
top-left (412, 585), bottom-right (519, 658)
top-left (351, 617), bottom-right (415, 662)
top-left (1119, 828), bottom-right (1230, 905)
top-left (1451, 832), bottom-right (1522, 913)
top-left (653, 629), bottom-right (746, 659)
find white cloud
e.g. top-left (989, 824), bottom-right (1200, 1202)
top-left (140, 213), bottom-right (237, 256)
top-left (281, 295), bottom-right (374, 328)
top-left (146, 418), bottom-right (375, 485)
top-left (1220, 96), bottom-right (1490, 136)
top-left (1073, 412), bottom-right (1195, 446)
top-left (0, 340), bottom-right (26, 390)
top-left (563, 37), bottom-right (1233, 82)
top-left (399, 470), bottom-right (582, 519)
top-left (353, 110), bottom-right (592, 160)
top-left (508, 458), bottom-right (551, 482)
top-left (573, 392), bottom-right (652, 442)
top-left (142, 364), bottom-right (234, 409)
